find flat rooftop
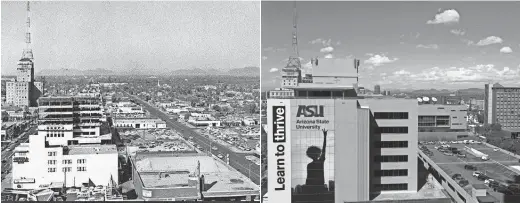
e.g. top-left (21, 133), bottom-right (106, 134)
top-left (372, 175), bottom-right (449, 201)
top-left (135, 154), bottom-right (258, 195)
top-left (67, 144), bottom-right (117, 155)
top-left (422, 142), bottom-right (520, 201)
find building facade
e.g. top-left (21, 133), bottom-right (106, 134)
top-left (11, 96), bottom-right (118, 189)
top-left (267, 57), bottom-right (424, 203)
top-left (484, 83), bottom-right (520, 129)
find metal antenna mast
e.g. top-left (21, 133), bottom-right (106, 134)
top-left (22, 1), bottom-right (34, 60)
top-left (285, 1), bottom-right (301, 69)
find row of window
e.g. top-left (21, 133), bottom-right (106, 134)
top-left (46, 132), bottom-right (65, 138)
top-left (374, 141), bottom-right (408, 148)
top-left (374, 155), bottom-right (408, 162)
top-left (377, 127), bottom-right (408, 134)
top-left (374, 183), bottom-right (408, 191)
top-left (374, 169), bottom-right (408, 177)
top-left (48, 159), bottom-right (86, 165)
top-left (374, 112), bottom-right (409, 119)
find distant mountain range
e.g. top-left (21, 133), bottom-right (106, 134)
top-left (36, 67), bottom-right (259, 77)
top-left (170, 66), bottom-right (259, 77)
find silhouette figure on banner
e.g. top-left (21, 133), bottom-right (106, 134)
top-left (304, 129), bottom-right (330, 196)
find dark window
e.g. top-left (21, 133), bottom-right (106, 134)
top-left (374, 112), bottom-right (409, 119)
top-left (378, 127), bottom-right (408, 134)
top-left (374, 169), bottom-right (408, 177)
top-left (374, 183), bottom-right (408, 191)
top-left (374, 155), bottom-right (408, 162)
top-left (448, 183), bottom-right (454, 191)
top-left (374, 141), bottom-right (408, 148)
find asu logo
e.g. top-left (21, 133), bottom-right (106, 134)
top-left (296, 105), bottom-right (324, 117)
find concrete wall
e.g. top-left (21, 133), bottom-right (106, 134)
top-left (334, 100), bottom-right (369, 202)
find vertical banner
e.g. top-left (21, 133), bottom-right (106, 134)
top-left (267, 99), bottom-right (291, 202)
top-left (291, 99), bottom-right (335, 203)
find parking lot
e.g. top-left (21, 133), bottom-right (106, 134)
top-left (420, 141), bottom-right (520, 200)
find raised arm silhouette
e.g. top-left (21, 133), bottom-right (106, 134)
top-left (305, 129), bottom-right (328, 187)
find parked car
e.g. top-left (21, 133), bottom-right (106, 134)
top-left (465, 165), bottom-right (477, 170)
top-left (217, 154), bottom-right (224, 159)
top-left (473, 171), bottom-right (483, 177)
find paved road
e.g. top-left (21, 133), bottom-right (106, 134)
top-left (124, 92), bottom-right (261, 185)
top-left (1, 126), bottom-right (37, 180)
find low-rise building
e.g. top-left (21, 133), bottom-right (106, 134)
top-left (113, 118), bottom-right (167, 129)
top-left (130, 153), bottom-right (259, 201)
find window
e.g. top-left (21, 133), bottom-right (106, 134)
top-left (48, 168), bottom-right (56, 173)
top-left (77, 159), bottom-right (86, 164)
top-left (62, 159), bottom-right (72, 164)
top-left (62, 167), bottom-right (72, 172)
top-left (374, 155), bottom-right (408, 162)
top-left (374, 169), bottom-right (408, 177)
top-left (77, 167), bottom-right (87, 172)
top-left (374, 112), bottom-right (409, 119)
top-left (374, 141), bottom-right (408, 148)
top-left (48, 160), bottom-right (56, 165)
top-left (48, 152), bottom-right (57, 156)
top-left (374, 183), bottom-right (408, 191)
top-left (378, 127), bottom-right (408, 134)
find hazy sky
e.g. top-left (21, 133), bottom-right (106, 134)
top-left (262, 1), bottom-right (520, 90)
top-left (2, 1), bottom-right (260, 75)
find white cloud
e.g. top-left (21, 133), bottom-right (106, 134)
top-left (476, 36), bottom-right (503, 46)
top-left (427, 9), bottom-right (460, 24)
top-left (416, 44), bottom-right (439, 49)
top-left (386, 64), bottom-right (520, 85)
top-left (364, 54), bottom-right (398, 67)
top-left (461, 39), bottom-right (474, 46)
top-left (320, 46), bottom-right (334, 53)
top-left (450, 29), bottom-right (465, 36)
top-left (500, 47), bottom-right (513, 53)
top-left (394, 70), bottom-right (411, 75)
top-left (310, 38), bottom-right (333, 47)
top-left (262, 56), bottom-right (268, 60)
top-left (324, 54), bottom-right (334, 58)
top-left (269, 68), bottom-right (279, 73)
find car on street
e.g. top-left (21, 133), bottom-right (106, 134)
top-left (212, 146), bottom-right (218, 150)
top-left (217, 154), bottom-right (224, 159)
top-left (473, 171), bottom-right (483, 177)
top-left (465, 165), bottom-right (477, 170)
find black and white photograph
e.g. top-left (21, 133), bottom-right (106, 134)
top-left (261, 1), bottom-right (520, 203)
top-left (1, 1), bottom-right (260, 201)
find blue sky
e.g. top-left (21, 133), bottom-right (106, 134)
top-left (2, 1), bottom-right (260, 75)
top-left (262, 1), bottom-right (520, 90)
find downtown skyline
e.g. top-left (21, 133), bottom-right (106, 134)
top-left (262, 1), bottom-right (520, 90)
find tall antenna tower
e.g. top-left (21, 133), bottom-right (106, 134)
top-left (285, 1), bottom-right (301, 69)
top-left (22, 1), bottom-right (34, 60)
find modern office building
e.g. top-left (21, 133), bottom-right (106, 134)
top-left (374, 85), bottom-right (381, 95)
top-left (37, 97), bottom-right (111, 146)
top-left (5, 2), bottom-right (43, 107)
top-left (484, 83), bottom-right (520, 128)
top-left (267, 57), bottom-right (447, 203)
top-left (11, 96), bottom-right (118, 190)
top-left (417, 103), bottom-right (469, 141)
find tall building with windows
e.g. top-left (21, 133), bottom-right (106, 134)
top-left (11, 96), bottom-right (117, 189)
top-left (374, 85), bottom-right (381, 95)
top-left (485, 83), bottom-right (520, 128)
top-left (266, 57), bottom-right (447, 203)
top-left (5, 2), bottom-right (43, 107)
